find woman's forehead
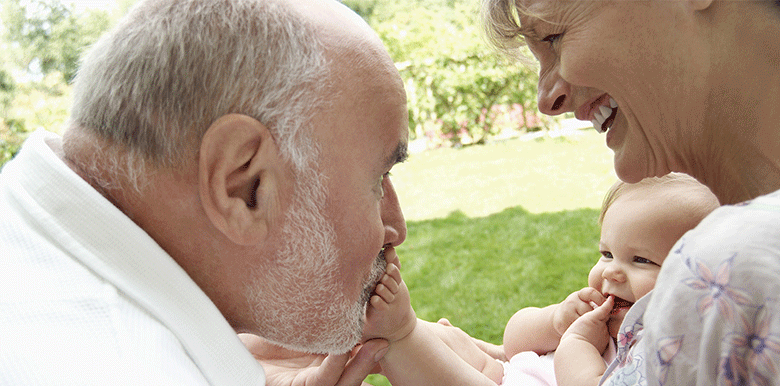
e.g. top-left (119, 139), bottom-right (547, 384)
top-left (517, 0), bottom-right (602, 29)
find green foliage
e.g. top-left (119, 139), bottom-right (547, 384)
top-left (0, 0), bottom-right (112, 167)
top-left (341, 0), bottom-right (379, 19)
top-left (0, 117), bottom-right (26, 166)
top-left (365, 0), bottom-right (544, 146)
top-left (2, 0), bottom-right (110, 83)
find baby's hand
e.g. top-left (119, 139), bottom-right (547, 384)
top-left (552, 287), bottom-right (606, 337)
top-left (560, 295), bottom-right (613, 354)
top-left (363, 258), bottom-right (416, 343)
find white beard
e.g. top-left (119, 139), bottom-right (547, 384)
top-left (245, 167), bottom-right (387, 354)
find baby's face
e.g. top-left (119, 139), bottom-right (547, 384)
top-left (588, 193), bottom-right (693, 338)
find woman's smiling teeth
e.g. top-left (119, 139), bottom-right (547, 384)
top-left (592, 97), bottom-right (619, 134)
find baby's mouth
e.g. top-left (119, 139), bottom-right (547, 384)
top-left (592, 97), bottom-right (619, 134)
top-left (610, 296), bottom-right (633, 315)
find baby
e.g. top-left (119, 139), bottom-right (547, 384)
top-left (363, 173), bottom-right (719, 386)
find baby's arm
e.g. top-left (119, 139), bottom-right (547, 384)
top-left (503, 287), bottom-right (605, 358)
top-left (553, 296), bottom-right (614, 386)
top-left (365, 261), bottom-right (498, 386)
top-left (425, 319), bottom-right (505, 383)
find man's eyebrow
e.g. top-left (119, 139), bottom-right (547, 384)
top-left (386, 142), bottom-right (409, 168)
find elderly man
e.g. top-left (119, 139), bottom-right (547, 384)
top-left (0, 0), bottom-right (408, 385)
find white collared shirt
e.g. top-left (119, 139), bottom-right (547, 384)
top-left (0, 130), bottom-right (265, 385)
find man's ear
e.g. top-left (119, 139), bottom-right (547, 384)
top-left (199, 114), bottom-right (287, 246)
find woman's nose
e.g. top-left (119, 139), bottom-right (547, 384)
top-left (537, 68), bottom-right (572, 116)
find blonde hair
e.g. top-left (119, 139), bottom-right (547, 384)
top-left (480, 0), bottom-right (551, 61)
top-left (599, 173), bottom-right (720, 226)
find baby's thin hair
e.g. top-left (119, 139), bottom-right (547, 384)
top-left (598, 173), bottom-right (720, 225)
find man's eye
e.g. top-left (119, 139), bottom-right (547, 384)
top-left (377, 172), bottom-right (391, 198)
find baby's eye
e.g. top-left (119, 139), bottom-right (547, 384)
top-left (633, 256), bottom-right (657, 265)
top-left (600, 251), bottom-right (613, 260)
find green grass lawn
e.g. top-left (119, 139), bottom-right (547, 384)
top-left (393, 129), bottom-right (616, 221)
top-left (367, 129), bottom-right (615, 385)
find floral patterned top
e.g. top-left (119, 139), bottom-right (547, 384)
top-left (641, 190), bottom-right (780, 386)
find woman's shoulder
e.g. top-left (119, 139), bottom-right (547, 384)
top-left (665, 188), bottom-right (780, 277)
top-left (693, 188), bottom-right (780, 238)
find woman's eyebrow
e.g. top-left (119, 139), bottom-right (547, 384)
top-left (518, 23), bottom-right (540, 40)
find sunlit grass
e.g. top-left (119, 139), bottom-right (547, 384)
top-left (392, 129), bottom-right (616, 220)
top-left (366, 130), bottom-right (614, 385)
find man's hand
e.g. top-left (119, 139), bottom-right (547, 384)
top-left (552, 287), bottom-right (606, 337)
top-left (239, 334), bottom-right (389, 386)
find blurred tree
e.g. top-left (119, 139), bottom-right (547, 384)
top-left (2, 0), bottom-right (110, 83)
top-left (341, 0), bottom-right (379, 20)
top-left (0, 0), bottom-right (112, 167)
top-left (365, 0), bottom-right (545, 147)
top-left (0, 65), bottom-right (22, 166)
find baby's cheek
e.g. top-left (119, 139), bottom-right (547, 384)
top-left (634, 280), bottom-right (655, 301)
top-left (587, 267), bottom-right (603, 291)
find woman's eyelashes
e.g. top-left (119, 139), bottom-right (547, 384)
top-left (541, 33), bottom-right (562, 46)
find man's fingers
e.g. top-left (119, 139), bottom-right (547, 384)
top-left (314, 352), bottom-right (351, 386)
top-left (331, 339), bottom-right (389, 386)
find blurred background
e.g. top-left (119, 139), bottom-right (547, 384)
top-left (0, 1), bottom-right (617, 385)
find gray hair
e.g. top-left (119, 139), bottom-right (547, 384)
top-left (67, 0), bottom-right (328, 186)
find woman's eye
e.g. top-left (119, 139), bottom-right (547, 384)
top-left (542, 33), bottom-right (562, 45)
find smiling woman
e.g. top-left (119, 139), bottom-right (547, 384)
top-left (481, 0), bottom-right (780, 385)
